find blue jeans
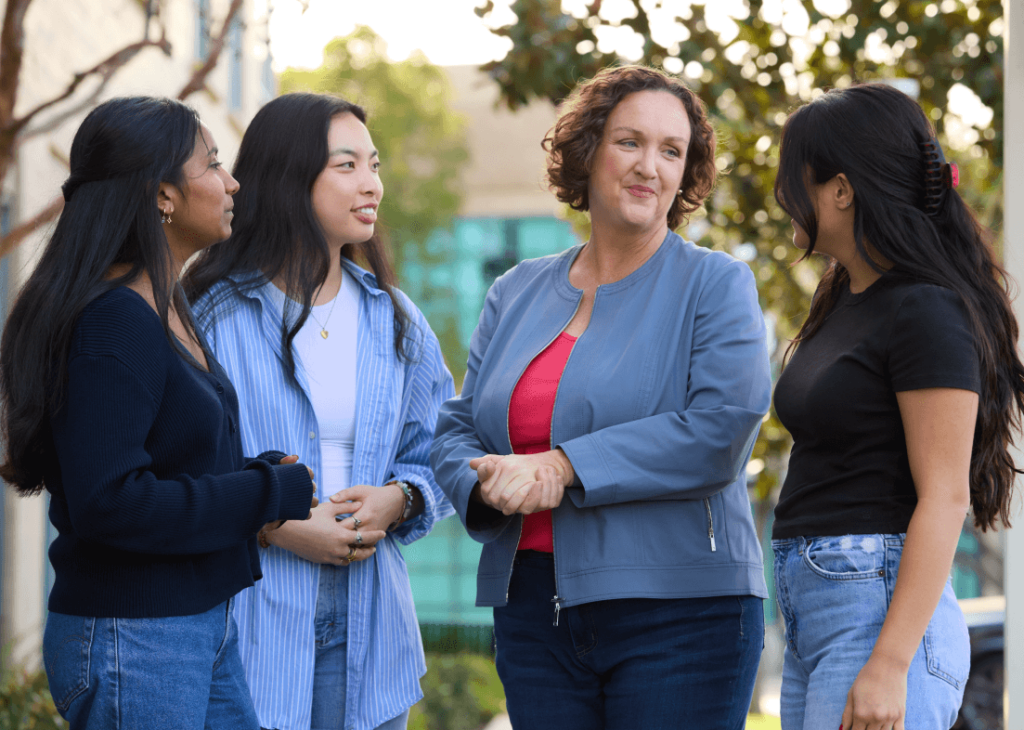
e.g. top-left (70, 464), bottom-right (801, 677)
top-left (493, 551), bottom-right (763, 730)
top-left (42, 599), bottom-right (258, 730)
top-left (308, 563), bottom-right (408, 730)
top-left (772, 534), bottom-right (969, 730)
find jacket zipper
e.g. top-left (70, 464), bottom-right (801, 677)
top-left (548, 294), bottom-right (586, 626)
top-left (704, 497), bottom-right (717, 552)
top-left (501, 294), bottom-right (584, 612)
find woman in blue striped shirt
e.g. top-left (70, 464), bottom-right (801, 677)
top-left (184, 93), bottom-right (455, 730)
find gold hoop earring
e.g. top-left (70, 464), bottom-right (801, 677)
top-left (160, 211), bottom-right (172, 224)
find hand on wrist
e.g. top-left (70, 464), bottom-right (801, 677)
top-left (550, 448), bottom-right (575, 486)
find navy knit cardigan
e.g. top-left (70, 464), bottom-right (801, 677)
top-left (43, 287), bottom-right (312, 618)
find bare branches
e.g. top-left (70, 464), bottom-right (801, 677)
top-left (0, 0), bottom-right (246, 258)
top-left (17, 33), bottom-right (172, 141)
top-left (0, 195), bottom-right (61, 259)
top-left (177, 0), bottom-right (245, 100)
top-left (0, 0), bottom-right (33, 125)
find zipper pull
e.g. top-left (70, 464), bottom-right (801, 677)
top-left (709, 527), bottom-right (717, 552)
top-left (551, 595), bottom-right (561, 626)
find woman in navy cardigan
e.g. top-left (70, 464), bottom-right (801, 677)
top-left (0, 97), bottom-right (316, 730)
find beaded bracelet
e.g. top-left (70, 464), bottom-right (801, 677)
top-left (386, 480), bottom-right (415, 531)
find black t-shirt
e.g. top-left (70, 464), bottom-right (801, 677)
top-left (772, 273), bottom-right (980, 539)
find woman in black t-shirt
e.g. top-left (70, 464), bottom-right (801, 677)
top-left (770, 83), bottom-right (1023, 730)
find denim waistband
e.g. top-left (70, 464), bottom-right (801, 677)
top-left (771, 533), bottom-right (907, 548)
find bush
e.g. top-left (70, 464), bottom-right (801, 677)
top-left (409, 653), bottom-right (505, 730)
top-left (0, 667), bottom-right (64, 730)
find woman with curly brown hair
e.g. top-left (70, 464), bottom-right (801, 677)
top-left (431, 65), bottom-right (772, 729)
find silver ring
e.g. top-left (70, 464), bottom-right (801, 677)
top-left (352, 516), bottom-right (362, 529)
top-left (355, 531), bottom-right (363, 546)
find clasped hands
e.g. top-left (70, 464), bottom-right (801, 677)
top-left (262, 477), bottom-right (408, 566)
top-left (470, 450), bottom-right (574, 516)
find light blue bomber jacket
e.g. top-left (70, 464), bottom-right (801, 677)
top-left (430, 232), bottom-right (772, 611)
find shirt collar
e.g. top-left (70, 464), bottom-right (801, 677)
top-left (225, 256), bottom-right (383, 302)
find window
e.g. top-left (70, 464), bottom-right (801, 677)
top-left (195, 0), bottom-right (210, 60)
top-left (228, 18), bottom-right (243, 113)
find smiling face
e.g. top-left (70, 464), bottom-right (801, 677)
top-left (160, 125), bottom-right (239, 259)
top-left (311, 112), bottom-right (383, 249)
top-left (587, 90), bottom-right (692, 239)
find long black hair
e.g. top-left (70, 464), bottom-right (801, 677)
top-left (0, 96), bottom-right (202, 495)
top-left (183, 92), bottom-right (413, 378)
top-left (775, 82), bottom-right (1024, 531)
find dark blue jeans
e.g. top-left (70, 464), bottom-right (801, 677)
top-left (493, 551), bottom-right (763, 730)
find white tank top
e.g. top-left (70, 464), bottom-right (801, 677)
top-left (286, 269), bottom-right (360, 499)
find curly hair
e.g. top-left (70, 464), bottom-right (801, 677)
top-left (543, 65), bottom-right (717, 231)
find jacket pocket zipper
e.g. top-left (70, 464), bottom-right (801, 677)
top-left (704, 497), bottom-right (717, 552)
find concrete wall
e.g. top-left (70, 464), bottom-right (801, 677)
top-left (444, 65), bottom-right (564, 219)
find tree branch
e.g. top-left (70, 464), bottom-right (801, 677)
top-left (0, 0), bottom-right (244, 259)
top-left (0, 195), bottom-right (61, 259)
top-left (177, 0), bottom-right (245, 101)
top-left (0, 0), bottom-right (32, 125)
top-left (16, 32), bottom-right (172, 141)
top-left (0, 0), bottom-right (33, 185)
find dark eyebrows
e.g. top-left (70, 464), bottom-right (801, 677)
top-left (328, 147), bottom-right (379, 159)
top-left (609, 126), bottom-right (690, 145)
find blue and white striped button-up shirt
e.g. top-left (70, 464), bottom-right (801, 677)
top-left (193, 260), bottom-right (455, 730)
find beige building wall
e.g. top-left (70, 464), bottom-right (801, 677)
top-left (444, 65), bottom-right (564, 219)
top-left (1, 0), bottom-right (272, 669)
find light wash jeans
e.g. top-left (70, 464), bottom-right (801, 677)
top-left (43, 598), bottom-right (259, 730)
top-left (308, 563), bottom-right (409, 730)
top-left (772, 534), bottom-right (969, 730)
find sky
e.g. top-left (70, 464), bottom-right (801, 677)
top-left (268, 0), bottom-right (515, 70)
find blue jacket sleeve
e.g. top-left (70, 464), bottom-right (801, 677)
top-left (558, 260), bottom-right (771, 507)
top-left (387, 319), bottom-right (457, 544)
top-left (430, 275), bottom-right (512, 543)
top-left (51, 352), bottom-right (313, 555)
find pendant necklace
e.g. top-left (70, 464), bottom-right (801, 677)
top-left (308, 277), bottom-right (341, 339)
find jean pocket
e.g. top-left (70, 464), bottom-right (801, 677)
top-left (923, 584), bottom-right (971, 690)
top-left (803, 535), bottom-right (886, 581)
top-left (42, 613), bottom-right (94, 713)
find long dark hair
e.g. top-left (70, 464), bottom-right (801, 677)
top-left (0, 96), bottom-right (202, 495)
top-left (183, 92), bottom-right (412, 377)
top-left (775, 82), bottom-right (1024, 531)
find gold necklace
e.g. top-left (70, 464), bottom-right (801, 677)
top-left (308, 279), bottom-right (341, 339)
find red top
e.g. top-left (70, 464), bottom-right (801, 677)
top-left (508, 332), bottom-right (577, 552)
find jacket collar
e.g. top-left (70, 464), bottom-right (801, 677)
top-left (225, 256), bottom-right (382, 302)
